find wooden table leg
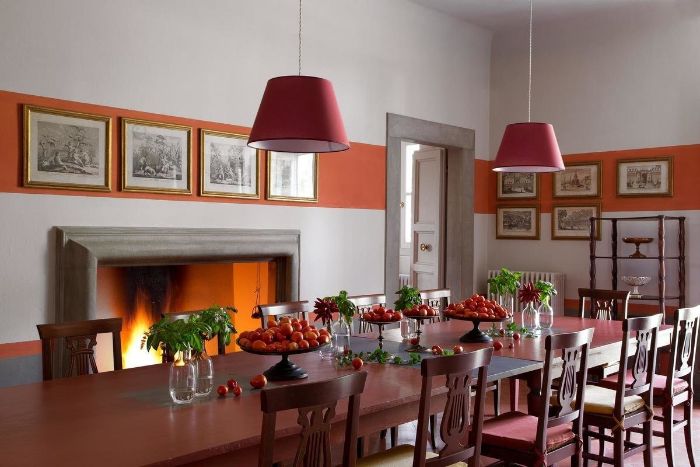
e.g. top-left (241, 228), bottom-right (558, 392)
top-left (524, 369), bottom-right (543, 416)
top-left (509, 378), bottom-right (519, 412)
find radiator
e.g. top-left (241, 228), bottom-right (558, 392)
top-left (487, 270), bottom-right (566, 315)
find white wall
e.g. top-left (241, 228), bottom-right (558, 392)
top-left (488, 4), bottom-right (700, 308)
top-left (0, 0), bottom-right (493, 344)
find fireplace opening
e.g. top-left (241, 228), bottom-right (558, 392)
top-left (95, 261), bottom-right (277, 370)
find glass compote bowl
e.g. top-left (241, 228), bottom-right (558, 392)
top-left (621, 275), bottom-right (651, 297)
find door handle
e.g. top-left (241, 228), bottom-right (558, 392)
top-left (419, 243), bottom-right (431, 252)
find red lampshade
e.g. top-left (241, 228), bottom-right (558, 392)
top-left (493, 122), bottom-right (564, 172)
top-left (248, 75), bottom-right (350, 153)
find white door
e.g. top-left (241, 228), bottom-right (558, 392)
top-left (411, 147), bottom-right (445, 290)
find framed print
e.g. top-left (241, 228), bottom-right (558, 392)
top-left (616, 157), bottom-right (673, 197)
top-left (200, 129), bottom-right (260, 199)
top-left (552, 161), bottom-right (601, 198)
top-left (552, 203), bottom-right (601, 240)
top-left (266, 152), bottom-right (318, 202)
top-left (122, 118), bottom-right (192, 194)
top-left (496, 205), bottom-right (540, 240)
top-left (497, 172), bottom-right (538, 199)
top-left (23, 105), bottom-right (111, 191)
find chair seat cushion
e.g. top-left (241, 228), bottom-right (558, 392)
top-left (583, 385), bottom-right (645, 415)
top-left (599, 371), bottom-right (689, 396)
top-left (357, 444), bottom-right (467, 467)
top-left (481, 411), bottom-right (575, 453)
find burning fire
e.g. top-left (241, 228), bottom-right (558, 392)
top-left (122, 288), bottom-right (162, 368)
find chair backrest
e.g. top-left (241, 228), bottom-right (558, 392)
top-left (258, 372), bottom-right (368, 467)
top-left (421, 288), bottom-right (451, 317)
top-left (256, 301), bottom-right (309, 329)
top-left (666, 306), bottom-right (699, 396)
top-left (540, 328), bottom-right (595, 457)
top-left (613, 314), bottom-right (663, 416)
top-left (36, 317), bottom-right (123, 381)
top-left (347, 294), bottom-right (386, 313)
top-left (578, 288), bottom-right (630, 320)
top-left (415, 347), bottom-right (493, 467)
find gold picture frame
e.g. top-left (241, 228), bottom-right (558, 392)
top-left (200, 129), bottom-right (261, 199)
top-left (497, 172), bottom-right (539, 200)
top-left (23, 105), bottom-right (112, 191)
top-left (266, 151), bottom-right (319, 203)
top-left (496, 205), bottom-right (540, 240)
top-left (121, 118), bottom-right (192, 194)
top-left (616, 156), bottom-right (673, 197)
top-left (552, 161), bottom-right (602, 198)
top-left (551, 202), bottom-right (602, 240)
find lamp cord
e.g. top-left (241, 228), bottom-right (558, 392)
top-left (528, 0), bottom-right (533, 122)
top-left (298, 0), bottom-right (302, 75)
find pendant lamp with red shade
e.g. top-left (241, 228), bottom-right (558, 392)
top-left (248, 0), bottom-right (349, 153)
top-left (493, 0), bottom-right (564, 173)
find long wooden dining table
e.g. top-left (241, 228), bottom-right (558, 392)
top-left (0, 316), bottom-right (671, 466)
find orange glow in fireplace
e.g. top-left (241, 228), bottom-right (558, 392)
top-left (123, 288), bottom-right (162, 368)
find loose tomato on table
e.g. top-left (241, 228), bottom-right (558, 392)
top-left (250, 374), bottom-right (267, 389)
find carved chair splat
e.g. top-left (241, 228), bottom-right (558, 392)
top-left (258, 372), bottom-right (367, 467)
top-left (578, 288), bottom-right (630, 321)
top-left (36, 317), bottom-right (123, 381)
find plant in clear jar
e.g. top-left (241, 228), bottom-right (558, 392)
top-left (329, 290), bottom-right (355, 356)
top-left (142, 318), bottom-right (209, 404)
top-left (535, 280), bottom-right (557, 331)
top-left (313, 297), bottom-right (338, 360)
top-left (188, 305), bottom-right (237, 397)
top-left (518, 282), bottom-right (540, 334)
top-left (488, 268), bottom-right (522, 332)
top-left (394, 285), bottom-right (422, 312)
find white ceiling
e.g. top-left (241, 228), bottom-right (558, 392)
top-left (410, 0), bottom-right (687, 31)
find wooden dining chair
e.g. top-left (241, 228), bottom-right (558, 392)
top-left (256, 300), bottom-right (310, 329)
top-left (348, 294), bottom-right (386, 334)
top-left (481, 328), bottom-right (594, 466)
top-left (600, 306), bottom-right (698, 466)
top-left (258, 371), bottom-right (368, 467)
top-left (582, 314), bottom-right (663, 466)
top-left (420, 288), bottom-right (451, 322)
top-left (36, 317), bottom-right (123, 381)
top-left (578, 288), bottom-right (630, 321)
top-left (358, 347), bottom-right (493, 467)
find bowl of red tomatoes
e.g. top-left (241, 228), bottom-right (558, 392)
top-left (444, 294), bottom-right (512, 343)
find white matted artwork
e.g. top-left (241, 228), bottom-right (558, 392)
top-left (551, 203), bottom-right (601, 240)
top-left (496, 205), bottom-right (540, 239)
top-left (267, 152), bottom-right (318, 202)
top-left (616, 157), bottom-right (673, 197)
top-left (200, 129), bottom-right (259, 198)
top-left (553, 161), bottom-right (601, 198)
top-left (122, 118), bottom-right (191, 194)
top-left (497, 172), bottom-right (538, 199)
top-left (24, 105), bottom-right (111, 191)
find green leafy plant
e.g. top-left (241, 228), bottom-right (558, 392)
top-left (330, 290), bottom-right (356, 326)
top-left (190, 305), bottom-right (237, 346)
top-left (535, 280), bottom-right (557, 306)
top-left (335, 347), bottom-right (422, 367)
top-left (394, 285), bottom-right (422, 311)
top-left (142, 317), bottom-right (210, 356)
top-left (488, 268), bottom-right (522, 296)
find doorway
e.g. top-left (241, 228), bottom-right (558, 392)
top-left (385, 113), bottom-right (475, 304)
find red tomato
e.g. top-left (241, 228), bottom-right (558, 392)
top-left (513, 332), bottom-right (521, 341)
top-left (279, 323), bottom-right (293, 337)
top-left (318, 328), bottom-right (330, 336)
top-left (431, 345), bottom-right (443, 356)
top-left (394, 311), bottom-right (403, 320)
top-left (249, 331), bottom-right (261, 342)
top-left (299, 319), bottom-right (309, 328)
top-left (298, 339), bottom-right (310, 350)
top-left (291, 331), bottom-right (303, 343)
top-left (452, 345), bottom-right (464, 354)
top-left (287, 341), bottom-right (299, 351)
top-left (250, 374), bottom-right (267, 389)
top-left (226, 379), bottom-right (238, 390)
top-left (304, 331), bottom-right (317, 341)
top-left (292, 322), bottom-right (302, 332)
top-left (318, 334), bottom-right (331, 345)
top-left (493, 341), bottom-right (503, 351)
top-left (239, 331), bottom-right (250, 340)
top-left (232, 386), bottom-right (242, 397)
top-left (308, 339), bottom-right (319, 348)
top-left (352, 357), bottom-right (364, 370)
top-left (237, 338), bottom-right (250, 349)
top-left (217, 385), bottom-right (228, 397)
top-left (251, 340), bottom-right (267, 352)
top-left (261, 332), bottom-right (274, 344)
top-left (410, 337), bottom-right (420, 345)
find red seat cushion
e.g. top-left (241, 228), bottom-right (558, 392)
top-left (599, 371), bottom-right (689, 396)
top-left (482, 411), bottom-right (575, 453)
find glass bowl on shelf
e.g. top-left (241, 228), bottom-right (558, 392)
top-left (621, 275), bottom-right (651, 297)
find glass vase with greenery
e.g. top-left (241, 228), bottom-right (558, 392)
top-left (329, 290), bottom-right (355, 355)
top-left (394, 285), bottom-right (422, 312)
top-left (188, 305), bottom-right (237, 396)
top-left (535, 280), bottom-right (557, 330)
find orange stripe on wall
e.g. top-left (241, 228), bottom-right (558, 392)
top-left (0, 340), bottom-right (41, 359)
top-left (483, 144), bottom-right (700, 213)
top-left (474, 159), bottom-right (492, 214)
top-left (0, 90), bottom-right (386, 210)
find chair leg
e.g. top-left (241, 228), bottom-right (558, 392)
top-left (614, 428), bottom-right (625, 467)
top-left (583, 425), bottom-right (591, 460)
top-left (493, 380), bottom-right (501, 416)
top-left (390, 426), bottom-right (398, 448)
top-left (643, 418), bottom-right (654, 467)
top-left (379, 428), bottom-right (386, 439)
top-left (684, 402), bottom-right (696, 467)
top-left (664, 405), bottom-right (675, 467)
top-left (357, 436), bottom-right (364, 459)
top-left (429, 414), bottom-right (437, 449)
top-left (598, 427), bottom-right (605, 467)
top-left (509, 378), bottom-right (519, 412)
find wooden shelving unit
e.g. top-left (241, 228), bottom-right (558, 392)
top-left (589, 215), bottom-right (686, 322)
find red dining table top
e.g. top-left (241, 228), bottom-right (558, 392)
top-left (0, 316), bottom-right (670, 466)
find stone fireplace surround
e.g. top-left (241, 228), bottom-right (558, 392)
top-left (54, 227), bottom-right (300, 325)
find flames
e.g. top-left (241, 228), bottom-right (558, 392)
top-left (122, 288), bottom-right (162, 368)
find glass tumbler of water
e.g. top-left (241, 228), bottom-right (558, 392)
top-left (400, 318), bottom-right (415, 340)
